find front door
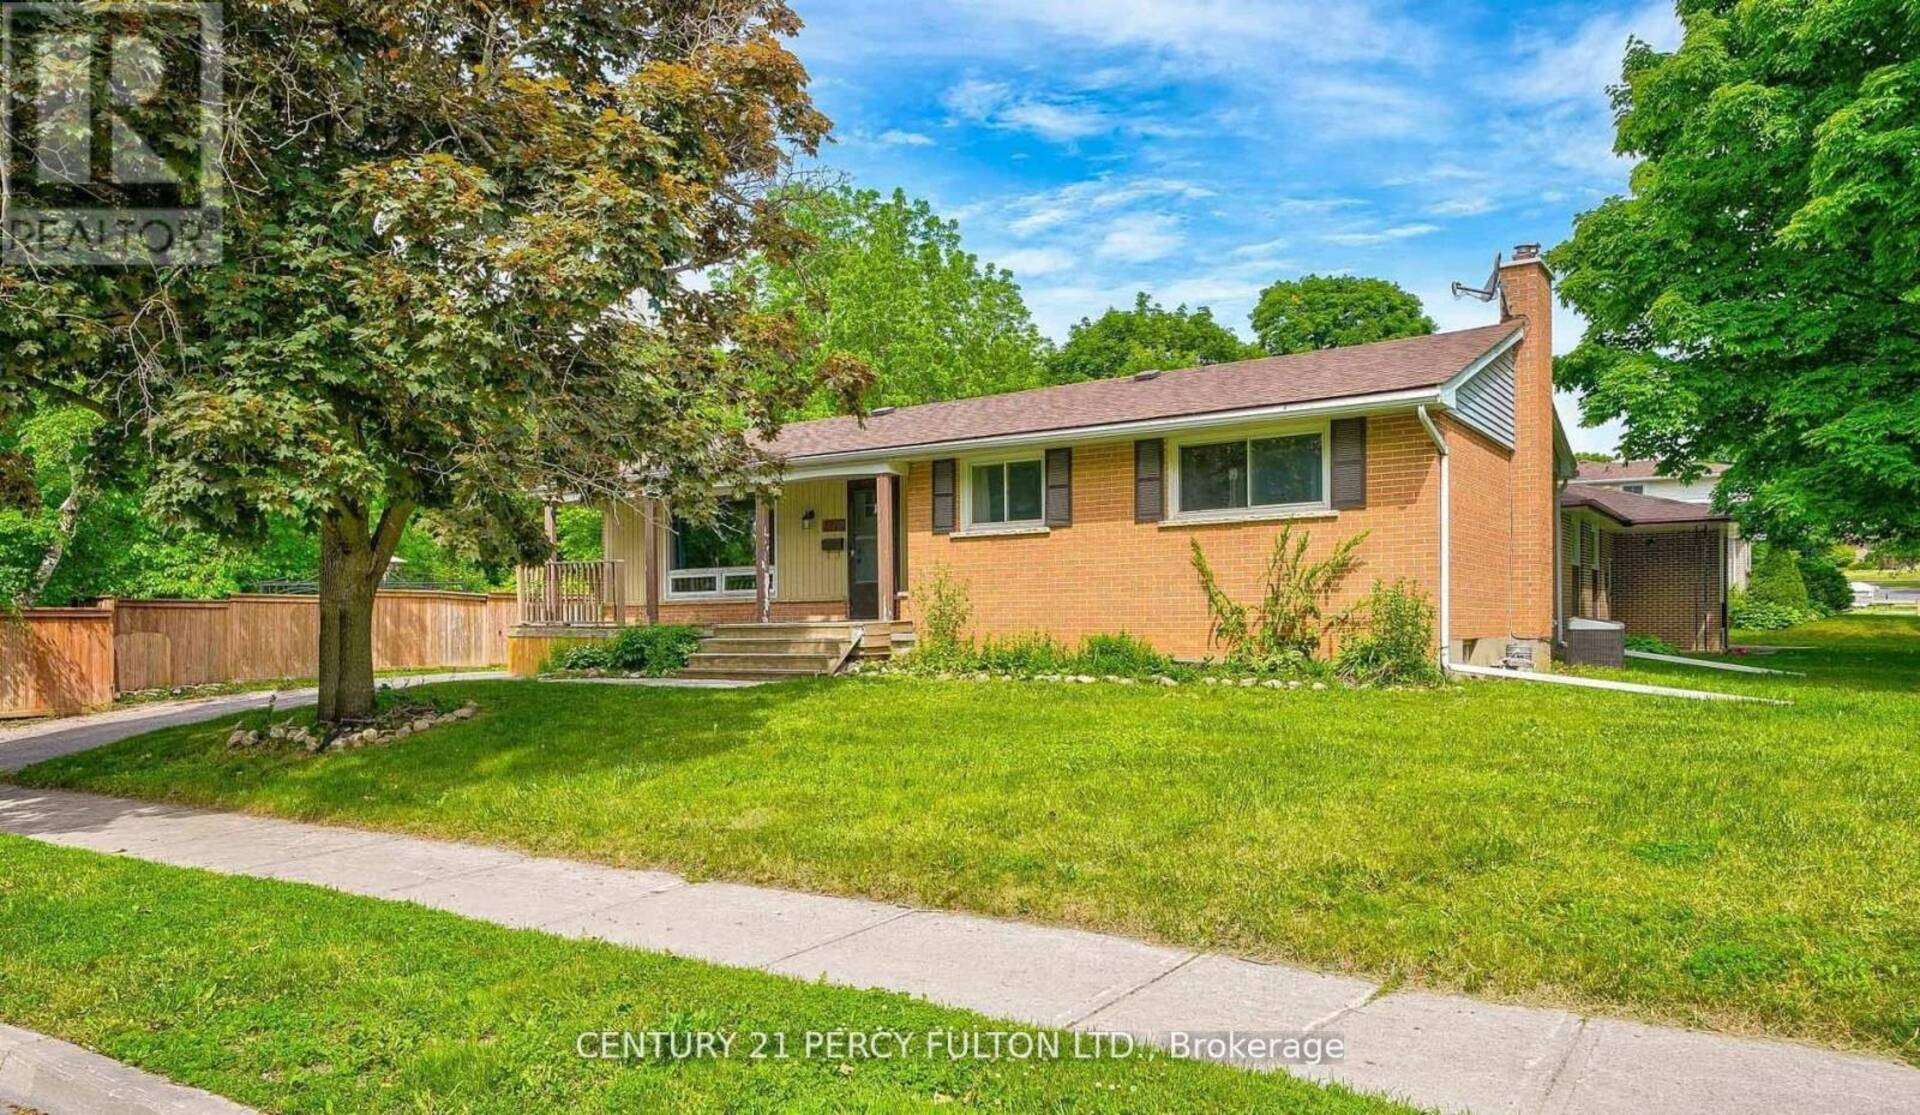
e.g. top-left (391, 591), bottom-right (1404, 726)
top-left (847, 478), bottom-right (879, 620)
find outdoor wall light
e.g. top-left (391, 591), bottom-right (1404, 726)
top-left (802, 510), bottom-right (816, 530)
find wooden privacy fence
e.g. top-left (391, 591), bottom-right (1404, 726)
top-left (0, 608), bottom-right (115, 720)
top-left (2, 591), bottom-right (517, 718)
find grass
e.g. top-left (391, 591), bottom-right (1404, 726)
top-left (1847, 568), bottom-right (1920, 585)
top-left (13, 614), bottom-right (1920, 1064)
top-left (0, 838), bottom-right (1403, 1114)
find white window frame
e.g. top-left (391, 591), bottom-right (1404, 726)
top-left (1167, 421), bottom-right (1333, 523)
top-left (659, 501), bottom-right (775, 602)
top-left (960, 452), bottom-right (1048, 533)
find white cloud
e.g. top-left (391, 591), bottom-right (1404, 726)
top-left (997, 99), bottom-right (1113, 141)
top-left (1508, 2), bottom-right (1681, 106)
top-left (1322, 223), bottom-right (1441, 247)
top-left (1009, 206), bottom-right (1077, 236)
top-left (952, 0), bottom-right (1435, 69)
top-left (1097, 213), bottom-right (1184, 262)
top-left (1231, 236), bottom-right (1290, 257)
top-left (995, 247), bottom-right (1077, 276)
top-left (1272, 197), bottom-right (1364, 216)
top-left (942, 77), bottom-right (1012, 119)
top-left (877, 129), bottom-right (936, 146)
top-left (1428, 197), bottom-right (1494, 217)
top-left (942, 77), bottom-right (1187, 143)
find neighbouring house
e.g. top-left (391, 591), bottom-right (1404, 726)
top-left (1559, 484), bottom-right (1733, 653)
top-left (508, 246), bottom-right (1731, 675)
top-left (1572, 458), bottom-right (1751, 589)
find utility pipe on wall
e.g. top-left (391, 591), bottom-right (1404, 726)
top-left (1416, 406), bottom-right (1451, 668)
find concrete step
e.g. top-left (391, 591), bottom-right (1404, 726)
top-left (685, 651), bottom-right (842, 672)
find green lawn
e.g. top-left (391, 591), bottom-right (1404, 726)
top-left (1848, 567), bottom-right (1920, 585)
top-left (13, 614), bottom-right (1920, 1064)
top-left (0, 837), bottom-right (1401, 1114)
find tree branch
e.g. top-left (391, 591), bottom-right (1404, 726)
top-left (20, 377), bottom-right (112, 419)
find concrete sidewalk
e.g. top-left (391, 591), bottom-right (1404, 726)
top-left (0, 1022), bottom-right (257, 1114)
top-left (1, 785), bottom-right (1911, 1115)
top-left (0, 671), bottom-right (508, 773)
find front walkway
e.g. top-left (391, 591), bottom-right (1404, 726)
top-left (0, 1021), bottom-right (257, 1114)
top-left (0, 783), bottom-right (1911, 1115)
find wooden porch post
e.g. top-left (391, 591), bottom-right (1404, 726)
top-left (753, 495), bottom-right (772, 624)
top-left (875, 473), bottom-right (896, 622)
top-left (643, 498), bottom-right (661, 626)
top-left (541, 502), bottom-right (559, 622)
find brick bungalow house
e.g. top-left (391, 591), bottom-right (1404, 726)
top-left (511, 247), bottom-right (1730, 675)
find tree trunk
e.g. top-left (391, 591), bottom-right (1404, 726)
top-left (14, 469), bottom-right (92, 608)
top-left (316, 502), bottom-right (412, 726)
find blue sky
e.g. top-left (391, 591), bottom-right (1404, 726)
top-left (785, 0), bottom-right (1685, 454)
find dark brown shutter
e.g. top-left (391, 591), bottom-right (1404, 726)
top-left (931, 459), bottom-right (956, 534)
top-left (1329, 418), bottom-right (1367, 510)
top-left (1134, 439), bottom-right (1165, 523)
top-left (1045, 447), bottom-right (1072, 527)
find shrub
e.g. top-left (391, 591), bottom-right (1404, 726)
top-left (547, 641), bottom-right (611, 671)
top-left (1074, 632), bottom-right (1173, 677)
top-left (917, 564), bottom-right (972, 653)
top-left (1797, 554), bottom-right (1853, 615)
top-left (975, 633), bottom-right (1073, 675)
top-left (1730, 590), bottom-right (1810, 631)
top-left (605, 624), bottom-right (703, 676)
top-left (1335, 579), bottom-right (1441, 686)
top-left (1624, 633), bottom-right (1678, 655)
top-left (1747, 544), bottom-right (1811, 613)
top-left (1082, 629), bottom-right (1167, 675)
top-left (546, 625), bottom-right (701, 676)
top-left (1192, 525), bottom-right (1366, 668)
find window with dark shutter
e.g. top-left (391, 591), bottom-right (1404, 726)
top-left (1134, 439), bottom-right (1165, 522)
top-left (931, 459), bottom-right (956, 534)
top-left (1329, 417), bottom-right (1368, 510)
top-left (1045, 447), bottom-right (1072, 526)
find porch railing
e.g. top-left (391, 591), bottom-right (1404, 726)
top-left (516, 560), bottom-right (626, 626)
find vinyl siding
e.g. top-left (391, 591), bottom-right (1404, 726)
top-left (1452, 349), bottom-right (1516, 448)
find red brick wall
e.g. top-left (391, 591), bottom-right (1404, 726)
top-left (1447, 417), bottom-right (1516, 642)
top-left (1610, 529), bottom-right (1727, 651)
top-left (898, 415), bottom-right (1442, 659)
top-left (1500, 258), bottom-right (1558, 644)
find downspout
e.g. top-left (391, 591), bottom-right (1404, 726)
top-left (1416, 406), bottom-right (1451, 670)
top-left (1552, 477), bottom-right (1566, 648)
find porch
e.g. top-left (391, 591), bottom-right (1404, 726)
top-left (1559, 484), bottom-right (1732, 656)
top-left (506, 472), bottom-right (910, 676)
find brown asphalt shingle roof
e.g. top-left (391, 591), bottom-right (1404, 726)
top-left (1561, 483), bottom-right (1727, 527)
top-left (1574, 458), bottom-right (1728, 483)
top-left (766, 321), bottom-right (1523, 461)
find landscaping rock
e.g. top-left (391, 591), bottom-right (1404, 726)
top-left (411, 718), bottom-right (434, 733)
top-left (1156, 676), bottom-right (1179, 687)
top-left (1238, 677), bottom-right (1258, 688)
top-left (452, 705), bottom-right (477, 720)
top-left (1311, 682), bottom-right (1328, 691)
top-left (1263, 679), bottom-right (1286, 689)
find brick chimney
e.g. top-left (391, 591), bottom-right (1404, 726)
top-left (1499, 245), bottom-right (1557, 654)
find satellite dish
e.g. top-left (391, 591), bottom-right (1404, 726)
top-left (1451, 253), bottom-right (1502, 302)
